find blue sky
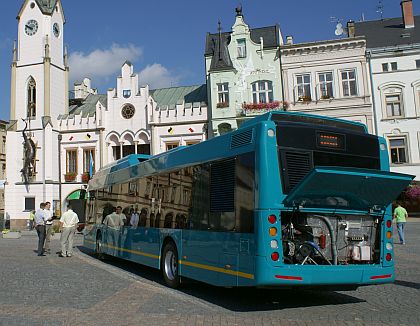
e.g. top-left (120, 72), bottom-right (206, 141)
top-left (0, 0), bottom-right (418, 120)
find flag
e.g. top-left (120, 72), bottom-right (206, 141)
top-left (85, 133), bottom-right (91, 140)
top-left (188, 127), bottom-right (195, 133)
top-left (69, 136), bottom-right (74, 141)
top-left (89, 151), bottom-right (94, 178)
top-left (168, 127), bottom-right (173, 134)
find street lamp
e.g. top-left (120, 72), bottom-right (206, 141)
top-left (58, 134), bottom-right (62, 216)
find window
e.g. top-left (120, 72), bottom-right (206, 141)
top-left (341, 69), bottom-right (357, 96)
top-left (217, 83), bottom-right (229, 107)
top-left (123, 90), bottom-right (131, 98)
top-left (121, 104), bottom-right (135, 119)
top-left (391, 62), bottom-right (398, 71)
top-left (252, 80), bottom-right (273, 103)
top-left (295, 74), bottom-right (311, 101)
top-left (24, 197), bottom-right (35, 211)
top-left (27, 77), bottom-right (36, 118)
top-left (389, 138), bottom-right (408, 164)
top-left (83, 148), bottom-right (95, 174)
top-left (66, 149), bottom-right (77, 173)
top-left (166, 142), bottom-right (179, 151)
top-left (386, 94), bottom-right (403, 117)
top-left (416, 59), bottom-right (420, 69)
top-left (318, 72), bottom-right (333, 99)
top-left (237, 39), bottom-right (246, 58)
top-left (185, 141), bottom-right (199, 146)
top-left (382, 63), bottom-right (389, 72)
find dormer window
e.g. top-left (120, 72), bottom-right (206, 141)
top-left (123, 90), bottom-right (131, 98)
top-left (237, 39), bottom-right (247, 58)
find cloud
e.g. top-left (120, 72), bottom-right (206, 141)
top-left (68, 43), bottom-right (142, 82)
top-left (138, 63), bottom-right (181, 89)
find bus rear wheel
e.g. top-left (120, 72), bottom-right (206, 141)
top-left (95, 232), bottom-right (105, 260)
top-left (161, 242), bottom-right (180, 288)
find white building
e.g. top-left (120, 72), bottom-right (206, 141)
top-left (5, 0), bottom-right (207, 229)
top-left (281, 37), bottom-right (374, 132)
top-left (354, 0), bottom-right (420, 180)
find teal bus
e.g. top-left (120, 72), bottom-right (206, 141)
top-left (83, 111), bottom-right (413, 289)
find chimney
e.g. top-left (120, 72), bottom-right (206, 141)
top-left (347, 20), bottom-right (355, 38)
top-left (286, 35), bottom-right (293, 45)
top-left (401, 0), bottom-right (415, 29)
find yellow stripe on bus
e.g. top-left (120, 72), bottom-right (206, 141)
top-left (84, 239), bottom-right (254, 280)
top-left (179, 260), bottom-right (254, 280)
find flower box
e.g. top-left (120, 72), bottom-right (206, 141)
top-left (64, 172), bottom-right (77, 182)
top-left (216, 102), bottom-right (229, 108)
top-left (242, 101), bottom-right (289, 113)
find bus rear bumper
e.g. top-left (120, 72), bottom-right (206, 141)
top-left (255, 257), bottom-right (394, 287)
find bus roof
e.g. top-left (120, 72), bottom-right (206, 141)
top-left (88, 111), bottom-right (368, 190)
top-left (239, 111), bottom-right (367, 133)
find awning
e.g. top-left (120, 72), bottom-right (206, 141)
top-left (282, 167), bottom-right (414, 212)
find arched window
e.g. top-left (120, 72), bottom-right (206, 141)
top-left (27, 77), bottom-right (36, 118)
top-left (379, 84), bottom-right (405, 119)
top-left (218, 123), bottom-right (232, 135)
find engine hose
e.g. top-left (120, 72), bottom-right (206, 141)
top-left (313, 215), bottom-right (338, 265)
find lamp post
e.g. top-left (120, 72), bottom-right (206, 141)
top-left (58, 133), bottom-right (62, 216)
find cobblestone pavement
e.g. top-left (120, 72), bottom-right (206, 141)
top-left (0, 220), bottom-right (419, 326)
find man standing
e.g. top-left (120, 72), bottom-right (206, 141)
top-left (59, 204), bottom-right (79, 257)
top-left (43, 201), bottom-right (54, 254)
top-left (34, 203), bottom-right (47, 256)
top-left (393, 204), bottom-right (408, 245)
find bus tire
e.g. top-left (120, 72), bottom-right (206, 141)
top-left (161, 241), bottom-right (180, 288)
top-left (95, 232), bottom-right (105, 260)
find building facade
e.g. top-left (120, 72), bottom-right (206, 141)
top-left (5, 0), bottom-right (207, 229)
top-left (0, 120), bottom-right (7, 218)
top-left (354, 0), bottom-right (420, 180)
top-left (205, 7), bottom-right (283, 137)
top-left (281, 37), bottom-right (374, 132)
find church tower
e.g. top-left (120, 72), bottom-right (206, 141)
top-left (6, 0), bottom-right (68, 229)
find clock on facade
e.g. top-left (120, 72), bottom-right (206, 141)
top-left (53, 23), bottom-right (60, 37)
top-left (25, 19), bottom-right (38, 36)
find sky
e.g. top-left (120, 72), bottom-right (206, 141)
top-left (0, 0), bottom-right (419, 121)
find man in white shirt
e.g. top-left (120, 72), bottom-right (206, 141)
top-left (43, 201), bottom-right (54, 254)
top-left (59, 204), bottom-right (79, 257)
top-left (104, 206), bottom-right (125, 229)
top-left (34, 202), bottom-right (48, 256)
top-left (130, 208), bottom-right (139, 228)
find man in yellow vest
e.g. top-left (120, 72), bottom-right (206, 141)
top-left (393, 204), bottom-right (408, 245)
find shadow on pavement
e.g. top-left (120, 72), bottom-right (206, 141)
top-left (77, 245), bottom-right (365, 312)
top-left (394, 280), bottom-right (420, 290)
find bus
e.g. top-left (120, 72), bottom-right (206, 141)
top-left (83, 111), bottom-right (413, 289)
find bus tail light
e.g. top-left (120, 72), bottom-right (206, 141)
top-left (271, 252), bottom-right (279, 261)
top-left (268, 214), bottom-right (276, 224)
top-left (386, 220), bottom-right (392, 228)
top-left (269, 227), bottom-right (277, 236)
top-left (386, 253), bottom-right (392, 261)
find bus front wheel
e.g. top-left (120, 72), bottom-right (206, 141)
top-left (161, 242), bottom-right (180, 288)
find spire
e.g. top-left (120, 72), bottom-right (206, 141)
top-left (218, 20), bottom-right (222, 61)
top-left (44, 35), bottom-right (50, 58)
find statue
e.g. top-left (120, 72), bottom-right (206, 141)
top-left (21, 119), bottom-right (36, 184)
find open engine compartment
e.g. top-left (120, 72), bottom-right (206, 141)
top-left (281, 211), bottom-right (381, 265)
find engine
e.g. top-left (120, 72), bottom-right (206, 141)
top-left (281, 212), bottom-right (380, 265)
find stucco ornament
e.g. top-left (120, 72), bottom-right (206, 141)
top-left (20, 119), bottom-right (36, 184)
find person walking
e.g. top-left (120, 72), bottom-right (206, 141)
top-left (393, 203), bottom-right (408, 245)
top-left (28, 210), bottom-right (35, 231)
top-left (43, 201), bottom-right (54, 254)
top-left (59, 204), bottom-right (79, 257)
top-left (130, 208), bottom-right (139, 228)
top-left (34, 203), bottom-right (47, 256)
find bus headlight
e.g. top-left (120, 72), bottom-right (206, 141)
top-left (267, 129), bottom-right (275, 137)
